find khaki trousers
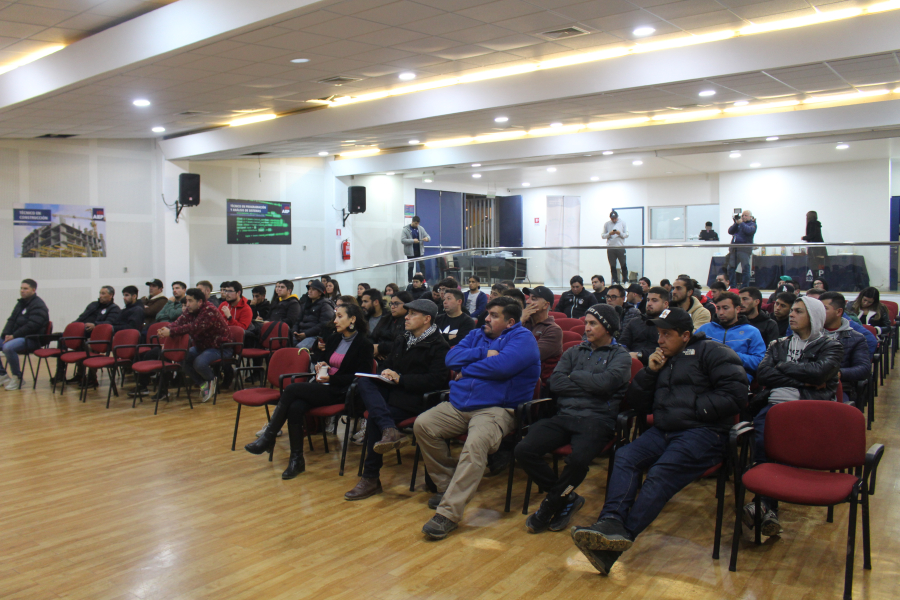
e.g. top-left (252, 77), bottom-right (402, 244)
top-left (413, 401), bottom-right (515, 523)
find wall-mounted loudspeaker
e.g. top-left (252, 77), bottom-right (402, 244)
top-left (180, 173), bottom-right (200, 206)
top-left (348, 186), bottom-right (366, 214)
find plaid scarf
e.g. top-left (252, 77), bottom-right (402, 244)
top-left (406, 324), bottom-right (437, 349)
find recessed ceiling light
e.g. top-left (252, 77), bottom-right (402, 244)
top-left (602, 150), bottom-right (614, 155)
top-left (494, 116), bottom-right (508, 123)
top-left (408, 139), bottom-right (420, 144)
top-left (729, 152), bottom-right (741, 158)
top-left (291, 58), bottom-right (309, 63)
top-left (522, 182), bottom-right (530, 186)
top-left (399, 72), bottom-right (416, 80)
top-left (133, 99), bottom-right (150, 107)
top-left (836, 143), bottom-right (849, 149)
top-left (699, 90), bottom-right (716, 97)
top-left (550, 122), bottom-right (562, 127)
top-left (590, 176), bottom-right (599, 181)
top-left (386, 172), bottom-right (395, 175)
top-left (547, 167), bottom-right (557, 172)
top-left (318, 151), bottom-right (329, 156)
top-left (471, 163), bottom-right (481, 167)
top-left (766, 136), bottom-right (779, 141)
top-left (632, 160), bottom-right (643, 166)
top-left (472, 173), bottom-right (481, 178)
top-left (750, 162), bottom-right (761, 167)
top-left (151, 126), bottom-right (165, 133)
top-left (633, 26), bottom-right (656, 36)
top-left (733, 100), bottom-right (749, 106)
top-left (424, 178), bottom-right (433, 183)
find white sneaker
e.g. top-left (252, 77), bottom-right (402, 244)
top-left (351, 418), bottom-right (367, 445)
top-left (201, 378), bottom-right (217, 403)
top-left (5, 378), bottom-right (22, 391)
top-left (0, 374), bottom-right (10, 387)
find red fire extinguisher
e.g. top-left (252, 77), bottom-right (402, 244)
top-left (341, 239), bottom-right (351, 261)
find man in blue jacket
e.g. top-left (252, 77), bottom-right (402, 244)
top-left (820, 292), bottom-right (871, 403)
top-left (414, 297), bottom-right (540, 540)
top-left (727, 210), bottom-right (757, 288)
top-left (696, 292), bottom-right (766, 382)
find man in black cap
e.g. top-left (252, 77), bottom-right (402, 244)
top-left (139, 279), bottom-right (168, 328)
top-left (516, 304), bottom-right (632, 534)
top-left (555, 275), bottom-right (595, 319)
top-left (292, 279), bottom-right (334, 350)
top-left (624, 284), bottom-right (645, 328)
top-left (602, 211), bottom-right (628, 283)
top-left (521, 286), bottom-right (564, 388)
top-left (570, 307), bottom-right (748, 575)
top-left (619, 286), bottom-right (669, 365)
top-left (344, 298), bottom-right (450, 501)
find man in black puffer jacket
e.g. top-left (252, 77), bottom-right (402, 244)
top-left (1, 279), bottom-right (50, 390)
top-left (745, 295), bottom-right (843, 538)
top-left (570, 307), bottom-right (748, 576)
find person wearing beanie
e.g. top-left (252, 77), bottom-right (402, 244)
top-left (516, 303), bottom-right (632, 534)
top-left (747, 295), bottom-right (844, 538)
top-left (570, 307), bottom-right (748, 576)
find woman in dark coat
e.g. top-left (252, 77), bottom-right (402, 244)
top-left (802, 210), bottom-right (826, 261)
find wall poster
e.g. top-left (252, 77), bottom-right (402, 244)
top-left (13, 203), bottom-right (107, 258)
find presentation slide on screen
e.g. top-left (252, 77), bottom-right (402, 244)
top-left (13, 203), bottom-right (107, 258)
top-left (226, 199), bottom-right (292, 245)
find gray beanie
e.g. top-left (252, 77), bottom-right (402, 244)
top-left (585, 303), bottom-right (620, 335)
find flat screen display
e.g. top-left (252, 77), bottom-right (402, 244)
top-left (227, 200), bottom-right (291, 245)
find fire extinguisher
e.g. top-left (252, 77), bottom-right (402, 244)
top-left (341, 239), bottom-right (351, 261)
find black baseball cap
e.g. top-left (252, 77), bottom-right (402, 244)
top-left (145, 279), bottom-right (163, 288)
top-left (529, 285), bottom-right (555, 305)
top-left (626, 283), bottom-right (643, 295)
top-left (610, 210), bottom-right (618, 218)
top-left (646, 307), bottom-right (694, 332)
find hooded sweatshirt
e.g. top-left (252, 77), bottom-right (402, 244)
top-left (769, 296), bottom-right (825, 402)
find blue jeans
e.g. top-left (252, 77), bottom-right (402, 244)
top-left (0, 337), bottom-right (39, 378)
top-left (728, 249), bottom-right (753, 287)
top-left (357, 377), bottom-right (417, 479)
top-left (182, 346), bottom-right (231, 386)
top-left (295, 337), bottom-right (316, 350)
top-left (599, 426), bottom-right (725, 537)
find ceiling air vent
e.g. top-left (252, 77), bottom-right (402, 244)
top-left (539, 26), bottom-right (589, 40)
top-left (36, 133), bottom-right (76, 138)
top-left (317, 75), bottom-right (362, 86)
top-left (242, 152), bottom-right (271, 156)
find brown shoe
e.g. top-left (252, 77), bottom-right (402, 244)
top-left (344, 477), bottom-right (382, 501)
top-left (373, 427), bottom-right (411, 454)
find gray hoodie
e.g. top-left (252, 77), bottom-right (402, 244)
top-left (770, 295), bottom-right (826, 403)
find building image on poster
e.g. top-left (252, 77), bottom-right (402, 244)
top-left (13, 203), bottom-right (107, 258)
top-left (227, 199), bottom-right (292, 245)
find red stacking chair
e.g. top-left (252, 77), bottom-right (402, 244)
top-left (570, 324), bottom-right (585, 336)
top-left (236, 321), bottom-right (291, 386)
top-left (21, 321), bottom-right (54, 389)
top-left (881, 300), bottom-right (898, 367)
top-left (57, 324), bottom-right (114, 397)
top-left (140, 322), bottom-right (169, 357)
top-left (36, 322), bottom-right (85, 393)
top-left (82, 329), bottom-right (140, 408)
top-left (562, 330), bottom-right (582, 344)
top-left (556, 318), bottom-right (582, 331)
top-left (562, 340), bottom-right (581, 351)
top-left (209, 326), bottom-right (245, 404)
top-left (132, 333), bottom-right (192, 415)
top-left (549, 311), bottom-right (566, 320)
top-left (729, 401), bottom-right (884, 600)
top-left (231, 348), bottom-right (312, 460)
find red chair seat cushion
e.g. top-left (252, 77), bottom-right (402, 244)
top-left (241, 348), bottom-right (270, 359)
top-left (397, 416), bottom-right (417, 428)
top-left (132, 361), bottom-right (179, 373)
top-left (702, 462), bottom-right (722, 478)
top-left (553, 444), bottom-right (573, 456)
top-left (233, 388), bottom-right (280, 406)
top-left (59, 352), bottom-right (87, 364)
top-left (34, 348), bottom-right (61, 358)
top-left (307, 404), bottom-right (344, 418)
top-left (742, 463), bottom-right (858, 505)
top-left (83, 356), bottom-right (115, 369)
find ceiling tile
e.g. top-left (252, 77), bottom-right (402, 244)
top-left (229, 26), bottom-right (293, 44)
top-left (402, 12), bottom-right (485, 35)
top-left (27, 26), bottom-right (85, 43)
top-left (273, 10), bottom-right (342, 31)
top-left (326, 0), bottom-right (399, 16)
top-left (668, 10), bottom-right (747, 29)
top-left (493, 12), bottom-right (574, 33)
top-left (555, 0), bottom-right (641, 21)
top-left (351, 26), bottom-right (426, 46)
top-left (345, 46), bottom-right (413, 63)
top-left (644, 0), bottom-right (729, 20)
top-left (0, 3), bottom-right (75, 26)
top-left (583, 10), bottom-right (666, 32)
top-left (313, 39), bottom-right (382, 58)
top-left (457, 0), bottom-right (544, 22)
top-left (724, 0), bottom-right (813, 20)
top-left (476, 32), bottom-right (543, 51)
top-left (764, 63), bottom-right (850, 92)
top-left (354, 1), bottom-right (445, 26)
top-left (307, 15), bottom-right (388, 38)
top-left (386, 54), bottom-right (449, 69)
top-left (412, 0), bottom-right (484, 10)
top-left (431, 44), bottom-right (494, 60)
top-left (0, 19), bottom-right (43, 36)
top-left (441, 23), bottom-right (518, 44)
top-left (215, 44), bottom-right (292, 62)
top-left (392, 35), bottom-right (458, 53)
top-left (54, 11), bottom-right (111, 30)
top-left (257, 30), bottom-right (340, 51)
top-left (192, 40), bottom-right (246, 56)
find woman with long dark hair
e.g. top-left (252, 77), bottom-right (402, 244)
top-left (244, 303), bottom-right (374, 479)
top-left (849, 287), bottom-right (891, 334)
top-left (384, 283), bottom-right (400, 298)
top-left (324, 279), bottom-right (341, 301)
top-left (357, 283), bottom-right (370, 305)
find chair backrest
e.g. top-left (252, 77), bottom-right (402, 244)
top-left (764, 303), bottom-right (774, 314)
top-left (562, 340), bottom-right (581, 351)
top-left (881, 300), bottom-right (898, 323)
top-left (630, 357), bottom-right (643, 382)
top-left (765, 400), bottom-right (866, 470)
top-left (147, 321), bottom-right (168, 344)
top-left (261, 321), bottom-right (290, 351)
top-left (549, 311), bottom-right (566, 320)
top-left (88, 323), bottom-right (114, 355)
top-left (162, 333), bottom-right (191, 363)
top-left (45, 321), bottom-right (53, 335)
top-left (562, 330), bottom-right (582, 344)
top-left (61, 322), bottom-right (86, 350)
top-left (556, 318), bottom-right (582, 331)
top-left (267, 347), bottom-right (311, 387)
top-left (861, 324), bottom-right (878, 336)
top-left (112, 329), bottom-right (141, 360)
top-left (228, 326), bottom-right (245, 353)
top-left (570, 324), bottom-right (585, 336)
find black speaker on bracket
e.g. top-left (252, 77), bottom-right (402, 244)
top-left (348, 186), bottom-right (366, 214)
top-left (179, 173), bottom-right (200, 206)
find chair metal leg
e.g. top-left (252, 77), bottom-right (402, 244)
top-left (729, 476), bottom-right (746, 572)
top-left (523, 474), bottom-right (533, 515)
top-left (358, 428), bottom-right (369, 477)
top-left (231, 405), bottom-right (242, 450)
top-left (504, 454), bottom-right (515, 513)
top-left (105, 367), bottom-right (117, 408)
top-left (827, 504), bottom-right (834, 523)
top-left (321, 425), bottom-right (330, 454)
top-left (712, 468), bottom-right (727, 559)
top-left (844, 492), bottom-right (858, 600)
top-left (862, 488), bottom-right (872, 570)
top-left (339, 413), bottom-right (352, 476)
top-left (154, 373), bottom-right (163, 415)
top-left (754, 496), bottom-right (762, 545)
top-left (409, 444), bottom-right (421, 492)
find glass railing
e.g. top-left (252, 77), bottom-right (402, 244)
top-left (234, 242), bottom-right (898, 303)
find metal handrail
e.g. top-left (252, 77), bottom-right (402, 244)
top-left (241, 242), bottom-right (898, 290)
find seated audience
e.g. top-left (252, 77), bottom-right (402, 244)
top-left (464, 276), bottom-right (488, 320)
top-left (140, 279), bottom-right (168, 327)
top-left (336, 295), bottom-right (358, 307)
top-left (268, 280), bottom-right (302, 328)
top-left (383, 283), bottom-right (400, 299)
top-left (849, 287), bottom-right (891, 334)
top-left (158, 288), bottom-right (232, 402)
top-left (767, 282), bottom-right (795, 306)
top-left (196, 280), bottom-right (218, 306)
top-left (245, 304), bottom-right (374, 479)
top-left (0, 279), bottom-right (49, 391)
top-left (659, 279), bottom-right (672, 292)
top-left (156, 281), bottom-right (187, 323)
top-left (357, 283), bottom-right (371, 305)
top-left (619, 286), bottom-right (668, 365)
top-left (414, 297), bottom-right (540, 540)
top-left (436, 288), bottom-right (475, 347)
top-left (696, 292), bottom-right (766, 381)
top-left (772, 292), bottom-right (795, 337)
top-left (218, 281), bottom-right (252, 330)
top-left (360, 288), bottom-right (386, 333)
top-left (749, 296), bottom-right (843, 536)
top-left (626, 284), bottom-right (645, 316)
top-left (812, 278), bottom-right (829, 291)
top-left (698, 221), bottom-right (719, 241)
top-left (249, 285), bottom-right (271, 321)
top-left (517, 304), bottom-right (631, 534)
top-left (344, 298), bottom-right (450, 500)
top-left (522, 286), bottom-right (564, 386)
top-left (324, 279), bottom-right (341, 302)
top-left (739, 287), bottom-right (780, 346)
top-left (475, 284), bottom-right (508, 329)
top-left (716, 273), bottom-right (739, 294)
top-left (637, 278), bottom-right (651, 313)
top-left (670, 276), bottom-right (711, 328)
top-left (590, 275), bottom-right (608, 304)
top-left (556, 276), bottom-right (595, 318)
top-left (804, 287), bottom-right (824, 300)
top-left (570, 307), bottom-right (747, 575)
top-left (605, 284), bottom-right (640, 331)
top-left (704, 281), bottom-right (727, 306)
top-left (373, 292), bottom-right (411, 365)
top-left (430, 287), bottom-right (444, 313)
top-left (292, 280), bottom-right (335, 349)
top-left (501, 288), bottom-right (527, 308)
top-left (820, 292), bottom-right (871, 403)
top-left (117, 286), bottom-right (145, 332)
top-left (409, 274), bottom-right (430, 300)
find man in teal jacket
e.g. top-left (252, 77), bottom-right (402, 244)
top-left (415, 297), bottom-right (540, 540)
top-left (696, 292), bottom-right (765, 382)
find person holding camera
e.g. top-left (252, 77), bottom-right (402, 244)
top-left (602, 211), bottom-right (629, 283)
top-left (727, 210), bottom-right (757, 288)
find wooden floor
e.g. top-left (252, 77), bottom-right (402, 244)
top-left (1, 371), bottom-right (898, 600)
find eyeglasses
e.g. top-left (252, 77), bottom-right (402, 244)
top-left (389, 301), bottom-right (404, 307)
top-left (606, 294), bottom-right (621, 300)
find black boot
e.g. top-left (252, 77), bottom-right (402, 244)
top-left (282, 421), bottom-right (305, 479)
top-left (245, 399), bottom-right (290, 455)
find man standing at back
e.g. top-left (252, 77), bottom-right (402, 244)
top-left (414, 297), bottom-right (540, 540)
top-left (0, 279), bottom-right (49, 391)
top-left (727, 210), bottom-right (757, 288)
top-left (602, 210), bottom-right (628, 283)
top-left (401, 216), bottom-right (431, 282)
